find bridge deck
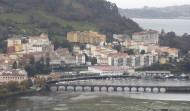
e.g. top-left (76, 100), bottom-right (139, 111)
top-left (48, 84), bottom-right (190, 93)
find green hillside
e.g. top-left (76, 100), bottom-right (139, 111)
top-left (0, 9), bottom-right (97, 36)
top-left (0, 0), bottom-right (141, 53)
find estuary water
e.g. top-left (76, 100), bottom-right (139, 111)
top-left (132, 18), bottom-right (190, 35)
top-left (1, 79), bottom-right (190, 111)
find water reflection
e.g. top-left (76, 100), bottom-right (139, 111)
top-left (1, 79), bottom-right (190, 111)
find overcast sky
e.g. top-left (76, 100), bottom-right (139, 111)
top-left (107, 0), bottom-right (190, 9)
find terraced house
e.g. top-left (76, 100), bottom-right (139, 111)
top-left (7, 33), bottom-right (54, 54)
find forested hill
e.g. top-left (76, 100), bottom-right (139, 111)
top-left (0, 0), bottom-right (141, 41)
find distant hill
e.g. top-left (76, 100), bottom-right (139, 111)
top-left (119, 5), bottom-right (190, 19)
top-left (0, 0), bottom-right (141, 41)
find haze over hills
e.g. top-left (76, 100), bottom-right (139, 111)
top-left (119, 5), bottom-right (190, 19)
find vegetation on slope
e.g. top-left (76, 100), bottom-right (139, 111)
top-left (0, 0), bottom-right (141, 53)
top-left (159, 32), bottom-right (190, 54)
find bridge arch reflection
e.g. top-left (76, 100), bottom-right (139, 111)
top-left (49, 84), bottom-right (175, 93)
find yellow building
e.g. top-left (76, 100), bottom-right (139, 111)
top-left (67, 31), bottom-right (106, 45)
top-left (7, 38), bottom-right (22, 47)
top-left (67, 31), bottom-right (80, 43)
top-left (15, 44), bottom-right (23, 52)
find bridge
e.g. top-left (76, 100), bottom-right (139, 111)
top-left (47, 84), bottom-right (190, 93)
top-left (47, 75), bottom-right (141, 84)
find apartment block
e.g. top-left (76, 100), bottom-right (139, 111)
top-left (132, 30), bottom-right (159, 44)
top-left (67, 31), bottom-right (106, 45)
top-left (108, 53), bottom-right (158, 69)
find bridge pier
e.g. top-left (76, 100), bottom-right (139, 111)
top-left (114, 87), bottom-right (117, 91)
top-left (136, 88), bottom-right (139, 92)
top-left (99, 87), bottom-right (101, 92)
top-left (129, 87), bottom-right (132, 92)
top-left (150, 88), bottom-right (153, 92)
top-left (106, 87), bottom-right (109, 92)
top-left (74, 86), bottom-right (76, 92)
top-left (56, 86), bottom-right (59, 91)
top-left (82, 87), bottom-right (85, 92)
top-left (158, 88), bottom-right (160, 92)
top-left (122, 87), bottom-right (124, 91)
top-left (91, 87), bottom-right (94, 92)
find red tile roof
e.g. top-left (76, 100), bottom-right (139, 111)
top-left (60, 53), bottom-right (67, 56)
top-left (66, 56), bottom-right (75, 59)
top-left (133, 30), bottom-right (158, 35)
top-left (92, 65), bottom-right (122, 71)
top-left (99, 58), bottom-right (108, 60)
top-left (109, 53), bottom-right (128, 56)
top-left (74, 53), bottom-right (85, 56)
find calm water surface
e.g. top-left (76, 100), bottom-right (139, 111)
top-left (132, 18), bottom-right (190, 35)
top-left (1, 79), bottom-right (190, 111)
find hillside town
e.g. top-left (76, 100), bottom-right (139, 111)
top-left (0, 30), bottom-right (180, 85)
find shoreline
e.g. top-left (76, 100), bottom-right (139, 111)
top-left (0, 88), bottom-right (43, 98)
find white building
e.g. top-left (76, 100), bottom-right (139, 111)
top-left (49, 57), bottom-right (61, 66)
top-left (88, 65), bottom-right (124, 76)
top-left (0, 69), bottom-right (28, 83)
top-left (75, 53), bottom-right (86, 65)
top-left (65, 56), bottom-right (76, 65)
top-left (28, 33), bottom-right (51, 46)
top-left (32, 46), bottom-right (43, 52)
top-left (136, 71), bottom-right (171, 77)
top-left (113, 34), bottom-right (130, 42)
top-left (108, 53), bottom-right (158, 69)
top-left (132, 30), bottom-right (159, 44)
top-left (90, 46), bottom-right (117, 58)
top-left (97, 58), bottom-right (109, 65)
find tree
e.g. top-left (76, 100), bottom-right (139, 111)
top-left (20, 80), bottom-right (30, 89)
top-left (28, 79), bottom-right (33, 87)
top-left (13, 61), bottom-right (17, 69)
top-left (161, 29), bottom-right (165, 34)
top-left (167, 31), bottom-right (176, 38)
top-left (29, 56), bottom-right (35, 65)
top-left (40, 55), bottom-right (45, 66)
top-left (34, 78), bottom-right (46, 87)
top-left (36, 56), bottom-right (45, 73)
top-left (6, 81), bottom-right (19, 92)
top-left (83, 53), bottom-right (88, 61)
top-left (46, 53), bottom-right (50, 67)
top-left (140, 50), bottom-right (145, 55)
top-left (1, 88), bottom-right (8, 94)
top-left (125, 49), bottom-right (135, 55)
top-left (183, 33), bottom-right (189, 37)
top-left (25, 64), bottom-right (37, 77)
top-left (91, 57), bottom-right (97, 65)
top-left (103, 42), bottom-right (106, 46)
